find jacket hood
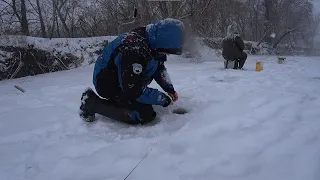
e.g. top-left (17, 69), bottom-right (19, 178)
top-left (146, 18), bottom-right (185, 55)
top-left (225, 22), bottom-right (240, 41)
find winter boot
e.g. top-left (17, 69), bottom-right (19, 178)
top-left (233, 60), bottom-right (239, 69)
top-left (79, 88), bottom-right (97, 122)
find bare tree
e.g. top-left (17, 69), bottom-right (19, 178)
top-left (0, 0), bottom-right (318, 52)
top-left (20, 0), bottom-right (29, 35)
top-left (36, 0), bottom-right (47, 37)
top-left (54, 0), bottom-right (71, 37)
top-left (0, 0), bottom-right (29, 35)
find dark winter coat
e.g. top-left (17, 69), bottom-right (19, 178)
top-left (222, 34), bottom-right (246, 60)
top-left (92, 19), bottom-right (184, 107)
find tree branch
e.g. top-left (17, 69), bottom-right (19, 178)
top-left (26, 0), bottom-right (38, 13)
top-left (273, 26), bottom-right (301, 48)
top-left (0, 0), bottom-right (21, 21)
top-left (257, 0), bottom-right (303, 46)
top-left (200, 0), bottom-right (212, 16)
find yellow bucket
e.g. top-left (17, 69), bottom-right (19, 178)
top-left (256, 61), bottom-right (263, 72)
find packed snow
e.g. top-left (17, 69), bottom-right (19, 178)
top-left (0, 51), bottom-right (320, 180)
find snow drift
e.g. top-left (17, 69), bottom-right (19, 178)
top-left (0, 54), bottom-right (320, 180)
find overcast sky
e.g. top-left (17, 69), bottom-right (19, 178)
top-left (313, 0), bottom-right (320, 12)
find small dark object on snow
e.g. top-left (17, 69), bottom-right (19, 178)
top-left (172, 108), bottom-right (188, 115)
top-left (14, 85), bottom-right (25, 93)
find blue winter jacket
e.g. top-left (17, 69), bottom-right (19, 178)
top-left (93, 19), bottom-right (184, 106)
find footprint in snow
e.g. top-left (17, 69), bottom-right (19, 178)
top-left (210, 76), bottom-right (238, 83)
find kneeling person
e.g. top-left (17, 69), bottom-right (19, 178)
top-left (79, 19), bottom-right (184, 125)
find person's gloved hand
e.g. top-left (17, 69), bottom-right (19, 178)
top-left (162, 95), bottom-right (172, 107)
top-left (168, 91), bottom-right (178, 102)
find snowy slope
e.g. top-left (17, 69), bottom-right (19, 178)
top-left (0, 54), bottom-right (320, 180)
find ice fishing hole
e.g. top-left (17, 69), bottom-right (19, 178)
top-left (172, 108), bottom-right (188, 115)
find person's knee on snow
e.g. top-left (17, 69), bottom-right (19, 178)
top-left (126, 92), bottom-right (172, 124)
top-left (128, 108), bottom-right (156, 124)
top-left (128, 94), bottom-right (172, 124)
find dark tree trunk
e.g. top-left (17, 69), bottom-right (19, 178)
top-left (263, 0), bottom-right (272, 44)
top-left (55, 0), bottom-right (71, 37)
top-left (20, 0), bottom-right (30, 36)
top-left (36, 0), bottom-right (47, 37)
top-left (50, 0), bottom-right (56, 38)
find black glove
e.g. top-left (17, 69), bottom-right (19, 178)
top-left (162, 95), bottom-right (172, 107)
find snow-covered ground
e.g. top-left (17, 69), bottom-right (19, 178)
top-left (1, 53), bottom-right (320, 180)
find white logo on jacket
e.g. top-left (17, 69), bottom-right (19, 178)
top-left (132, 63), bottom-right (143, 75)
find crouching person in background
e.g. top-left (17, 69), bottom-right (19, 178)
top-left (222, 23), bottom-right (247, 70)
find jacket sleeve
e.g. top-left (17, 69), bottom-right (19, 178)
top-left (116, 44), bottom-right (169, 106)
top-left (153, 60), bottom-right (175, 94)
top-left (235, 36), bottom-right (245, 52)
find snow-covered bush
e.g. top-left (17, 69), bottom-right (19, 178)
top-left (0, 45), bottom-right (78, 80)
top-left (0, 35), bottom-right (115, 81)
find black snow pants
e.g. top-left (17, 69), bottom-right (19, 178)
top-left (224, 52), bottom-right (247, 69)
top-left (233, 52), bottom-right (247, 69)
top-left (95, 85), bottom-right (157, 125)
